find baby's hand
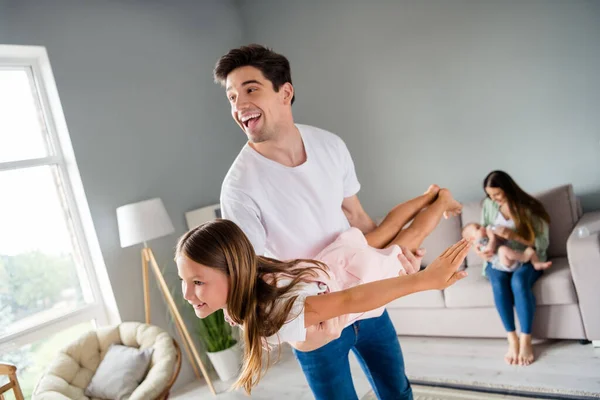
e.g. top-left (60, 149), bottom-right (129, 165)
top-left (474, 244), bottom-right (493, 261)
top-left (482, 247), bottom-right (494, 257)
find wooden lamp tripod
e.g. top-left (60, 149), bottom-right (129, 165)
top-left (117, 198), bottom-right (216, 395)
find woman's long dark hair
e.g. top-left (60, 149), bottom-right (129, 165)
top-left (483, 170), bottom-right (550, 243)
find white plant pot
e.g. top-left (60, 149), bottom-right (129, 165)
top-left (207, 342), bottom-right (242, 381)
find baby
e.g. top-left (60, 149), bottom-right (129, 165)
top-left (461, 223), bottom-right (550, 272)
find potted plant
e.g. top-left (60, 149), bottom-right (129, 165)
top-left (196, 309), bottom-right (241, 381)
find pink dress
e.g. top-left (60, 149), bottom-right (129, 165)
top-left (312, 227), bottom-right (404, 326)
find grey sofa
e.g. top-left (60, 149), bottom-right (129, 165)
top-left (386, 184), bottom-right (600, 345)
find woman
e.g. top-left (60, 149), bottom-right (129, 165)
top-left (476, 170), bottom-right (551, 366)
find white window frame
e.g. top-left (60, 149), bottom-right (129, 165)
top-left (0, 45), bottom-right (120, 353)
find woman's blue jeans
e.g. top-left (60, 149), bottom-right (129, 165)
top-left (293, 310), bottom-right (412, 400)
top-left (487, 262), bottom-right (542, 334)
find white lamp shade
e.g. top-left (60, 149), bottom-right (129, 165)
top-left (116, 198), bottom-right (175, 248)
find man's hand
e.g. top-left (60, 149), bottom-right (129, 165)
top-left (397, 247), bottom-right (425, 275)
top-left (289, 315), bottom-right (348, 352)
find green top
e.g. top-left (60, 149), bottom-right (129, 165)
top-left (480, 197), bottom-right (549, 276)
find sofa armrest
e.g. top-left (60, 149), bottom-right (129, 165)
top-left (567, 211), bottom-right (600, 341)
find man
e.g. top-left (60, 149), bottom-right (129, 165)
top-left (215, 44), bottom-right (423, 399)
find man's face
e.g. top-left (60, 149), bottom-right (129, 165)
top-left (225, 66), bottom-right (292, 143)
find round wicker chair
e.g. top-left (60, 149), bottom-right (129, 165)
top-left (32, 322), bottom-right (181, 400)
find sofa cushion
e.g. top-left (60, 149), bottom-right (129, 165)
top-left (85, 344), bottom-right (153, 400)
top-left (420, 216), bottom-right (464, 267)
top-left (444, 265), bottom-right (494, 308)
top-left (388, 289), bottom-right (445, 309)
top-left (536, 185), bottom-right (579, 258)
top-left (534, 257), bottom-right (578, 306)
top-left (444, 257), bottom-right (577, 308)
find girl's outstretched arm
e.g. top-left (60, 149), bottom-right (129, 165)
top-left (303, 239), bottom-right (470, 327)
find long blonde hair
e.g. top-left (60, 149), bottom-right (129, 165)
top-left (175, 219), bottom-right (327, 394)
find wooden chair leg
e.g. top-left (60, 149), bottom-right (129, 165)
top-left (10, 372), bottom-right (24, 400)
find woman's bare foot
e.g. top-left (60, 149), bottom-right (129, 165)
top-left (533, 260), bottom-right (552, 270)
top-left (518, 334), bottom-right (535, 366)
top-left (439, 188), bottom-right (462, 219)
top-left (505, 332), bottom-right (520, 365)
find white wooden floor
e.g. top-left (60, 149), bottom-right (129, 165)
top-left (171, 336), bottom-right (600, 399)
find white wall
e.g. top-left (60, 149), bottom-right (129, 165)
top-left (239, 0), bottom-right (600, 215)
top-left (1, 0), bottom-right (246, 388)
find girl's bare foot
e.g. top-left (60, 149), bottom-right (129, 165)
top-left (425, 184), bottom-right (441, 197)
top-left (533, 260), bottom-right (552, 270)
top-left (439, 188), bottom-right (463, 219)
top-left (519, 334), bottom-right (535, 366)
top-left (505, 332), bottom-right (519, 365)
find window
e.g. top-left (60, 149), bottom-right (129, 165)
top-left (1, 321), bottom-right (94, 399)
top-left (0, 46), bottom-right (120, 398)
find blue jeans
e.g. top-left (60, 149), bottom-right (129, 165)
top-left (293, 310), bottom-right (412, 400)
top-left (487, 262), bottom-right (542, 334)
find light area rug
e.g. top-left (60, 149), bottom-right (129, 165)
top-left (381, 337), bottom-right (600, 400)
top-left (363, 384), bottom-right (544, 399)
top-left (362, 382), bottom-right (600, 400)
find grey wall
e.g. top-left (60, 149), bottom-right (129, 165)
top-left (2, 0), bottom-right (599, 391)
top-left (239, 0), bottom-right (600, 216)
top-left (1, 0), bottom-right (246, 388)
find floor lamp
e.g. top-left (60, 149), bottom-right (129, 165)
top-left (116, 198), bottom-right (216, 395)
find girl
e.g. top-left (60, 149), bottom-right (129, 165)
top-left (476, 170), bottom-right (551, 366)
top-left (176, 188), bottom-right (470, 393)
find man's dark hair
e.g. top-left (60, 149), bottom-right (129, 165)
top-left (214, 44), bottom-right (295, 105)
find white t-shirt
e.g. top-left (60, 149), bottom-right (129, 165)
top-left (220, 124), bottom-right (361, 259)
top-left (264, 278), bottom-right (328, 346)
top-left (494, 212), bottom-right (516, 230)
